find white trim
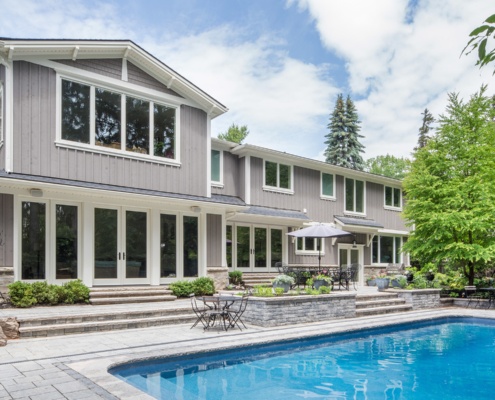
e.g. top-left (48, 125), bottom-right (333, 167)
top-left (263, 159), bottom-right (294, 193)
top-left (320, 171), bottom-right (336, 201)
top-left (210, 148), bottom-right (223, 187)
top-left (245, 155), bottom-right (251, 205)
top-left (206, 115), bottom-right (212, 196)
top-left (56, 74), bottom-right (182, 166)
top-left (121, 58), bottom-right (128, 82)
top-left (344, 177), bottom-right (366, 216)
top-left (0, 80), bottom-right (3, 148)
top-left (0, 57), bottom-right (13, 171)
top-left (384, 185), bottom-right (403, 211)
top-left (378, 228), bottom-right (409, 235)
top-left (295, 236), bottom-right (325, 256)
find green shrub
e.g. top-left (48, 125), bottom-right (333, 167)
top-left (253, 286), bottom-right (273, 297)
top-left (305, 287), bottom-right (319, 295)
top-left (318, 286), bottom-right (331, 294)
top-left (274, 287), bottom-right (285, 296)
top-left (169, 280), bottom-right (194, 297)
top-left (229, 270), bottom-right (243, 285)
top-left (192, 277), bottom-right (215, 296)
top-left (7, 279), bottom-right (89, 307)
top-left (8, 281), bottom-right (37, 308)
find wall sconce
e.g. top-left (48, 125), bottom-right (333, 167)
top-left (30, 188), bottom-right (43, 197)
top-left (190, 206), bottom-right (201, 213)
top-left (352, 235), bottom-right (357, 248)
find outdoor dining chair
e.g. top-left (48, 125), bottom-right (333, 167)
top-left (190, 295), bottom-right (210, 330)
top-left (465, 286), bottom-right (483, 308)
top-left (226, 294), bottom-right (249, 331)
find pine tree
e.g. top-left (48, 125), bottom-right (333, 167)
top-left (324, 94), bottom-right (365, 170)
top-left (415, 108), bottom-right (434, 150)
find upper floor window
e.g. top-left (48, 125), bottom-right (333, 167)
top-left (264, 160), bottom-right (292, 192)
top-left (211, 149), bottom-right (222, 185)
top-left (321, 172), bottom-right (335, 199)
top-left (0, 81), bottom-right (3, 144)
top-left (60, 78), bottom-right (178, 162)
top-left (384, 186), bottom-right (402, 209)
top-left (296, 237), bottom-right (324, 255)
top-left (345, 178), bottom-right (365, 214)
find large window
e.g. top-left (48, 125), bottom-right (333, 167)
top-left (372, 235), bottom-right (403, 264)
top-left (55, 205), bottom-right (78, 279)
top-left (61, 78), bottom-right (177, 161)
top-left (21, 202), bottom-right (46, 280)
top-left (345, 178), bottom-right (365, 214)
top-left (264, 161), bottom-right (292, 191)
top-left (385, 186), bottom-right (402, 209)
top-left (211, 149), bottom-right (222, 184)
top-left (321, 172), bottom-right (335, 199)
top-left (296, 237), bottom-right (324, 255)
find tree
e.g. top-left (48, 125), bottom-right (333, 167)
top-left (402, 87), bottom-right (495, 285)
top-left (415, 108), bottom-right (434, 150)
top-left (217, 123), bottom-right (249, 144)
top-left (462, 13), bottom-right (495, 74)
top-left (365, 155), bottom-right (411, 180)
top-left (324, 94), bottom-right (365, 170)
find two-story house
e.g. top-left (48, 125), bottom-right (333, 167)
top-left (0, 38), bottom-right (409, 293)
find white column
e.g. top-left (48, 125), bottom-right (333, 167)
top-left (199, 211), bottom-right (207, 277)
top-left (150, 209), bottom-right (161, 285)
top-left (81, 202), bottom-right (94, 287)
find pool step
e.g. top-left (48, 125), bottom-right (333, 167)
top-left (17, 304), bottom-right (195, 338)
top-left (355, 292), bottom-right (412, 317)
top-left (89, 286), bottom-right (176, 305)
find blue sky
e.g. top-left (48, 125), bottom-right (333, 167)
top-left (0, 0), bottom-right (493, 160)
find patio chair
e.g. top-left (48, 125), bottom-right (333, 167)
top-left (227, 294), bottom-right (249, 331)
top-left (274, 262), bottom-right (289, 274)
top-left (465, 286), bottom-right (483, 308)
top-left (190, 295), bottom-right (209, 330)
top-left (345, 264), bottom-right (360, 291)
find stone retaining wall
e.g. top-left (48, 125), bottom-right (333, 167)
top-left (388, 289), bottom-right (441, 310)
top-left (242, 293), bottom-right (356, 327)
top-left (207, 266), bottom-right (229, 291)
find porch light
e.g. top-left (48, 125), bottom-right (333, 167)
top-left (352, 236), bottom-right (357, 248)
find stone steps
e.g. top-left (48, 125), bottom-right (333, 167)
top-left (242, 273), bottom-right (277, 287)
top-left (355, 292), bottom-right (413, 317)
top-left (89, 286), bottom-right (176, 305)
top-left (17, 305), bottom-right (195, 338)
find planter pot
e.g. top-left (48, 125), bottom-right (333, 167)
top-left (314, 279), bottom-right (331, 290)
top-left (375, 278), bottom-right (390, 291)
top-left (367, 279), bottom-right (376, 287)
top-left (391, 279), bottom-right (402, 288)
top-left (273, 282), bottom-right (290, 293)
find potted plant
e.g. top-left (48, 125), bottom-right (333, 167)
top-left (313, 274), bottom-right (333, 290)
top-left (375, 274), bottom-right (390, 291)
top-left (367, 275), bottom-right (377, 286)
top-left (391, 275), bottom-right (407, 288)
top-left (272, 274), bottom-right (295, 293)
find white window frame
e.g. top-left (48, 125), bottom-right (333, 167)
top-left (371, 235), bottom-right (403, 266)
top-left (55, 75), bottom-right (181, 166)
top-left (210, 149), bottom-right (223, 187)
top-left (263, 160), bottom-right (294, 194)
top-left (344, 178), bottom-right (366, 216)
top-left (384, 185), bottom-right (402, 211)
top-left (295, 236), bottom-right (325, 256)
top-left (320, 172), bottom-right (336, 200)
top-left (0, 80), bottom-right (3, 147)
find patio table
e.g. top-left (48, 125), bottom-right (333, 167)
top-left (196, 296), bottom-right (242, 331)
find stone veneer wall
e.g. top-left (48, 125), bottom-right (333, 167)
top-left (388, 289), bottom-right (441, 310)
top-left (207, 267), bottom-right (229, 291)
top-left (242, 293), bottom-right (356, 327)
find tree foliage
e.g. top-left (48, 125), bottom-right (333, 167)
top-left (218, 123), bottom-right (249, 144)
top-left (402, 87), bottom-right (495, 284)
top-left (415, 108), bottom-right (434, 151)
top-left (365, 154), bottom-right (411, 180)
top-left (462, 13), bottom-right (495, 74)
top-left (324, 94), bottom-right (365, 170)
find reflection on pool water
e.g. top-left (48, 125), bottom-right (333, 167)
top-left (111, 318), bottom-right (495, 400)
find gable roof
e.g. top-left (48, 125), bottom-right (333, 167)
top-left (0, 38), bottom-right (228, 119)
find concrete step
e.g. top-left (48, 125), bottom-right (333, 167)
top-left (19, 313), bottom-right (196, 338)
top-left (356, 298), bottom-right (407, 309)
top-left (356, 292), bottom-right (399, 301)
top-left (356, 304), bottom-right (413, 317)
top-left (89, 295), bottom-right (177, 305)
top-left (90, 289), bottom-right (173, 298)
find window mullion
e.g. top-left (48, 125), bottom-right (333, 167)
top-left (149, 101), bottom-right (154, 156)
top-left (121, 94), bottom-right (126, 151)
top-left (276, 163), bottom-right (280, 188)
top-left (89, 86), bottom-right (95, 146)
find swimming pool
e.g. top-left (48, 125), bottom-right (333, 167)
top-left (111, 317), bottom-right (495, 399)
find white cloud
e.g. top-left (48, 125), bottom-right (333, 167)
top-left (296, 0), bottom-right (494, 158)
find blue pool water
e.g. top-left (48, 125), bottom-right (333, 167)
top-left (111, 318), bottom-right (495, 399)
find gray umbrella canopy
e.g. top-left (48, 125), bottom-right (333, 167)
top-left (287, 224), bottom-right (353, 270)
top-left (287, 224), bottom-right (353, 239)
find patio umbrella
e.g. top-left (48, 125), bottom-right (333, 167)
top-left (287, 224), bottom-right (353, 270)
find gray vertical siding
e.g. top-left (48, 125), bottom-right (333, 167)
top-left (127, 62), bottom-right (181, 97)
top-left (207, 213), bottom-right (222, 266)
top-left (0, 64), bottom-right (5, 171)
top-left (366, 181), bottom-right (408, 231)
top-left (211, 151), bottom-right (240, 197)
top-left (12, 61), bottom-right (208, 197)
top-left (0, 194), bottom-right (13, 268)
top-left (56, 59), bottom-right (122, 80)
